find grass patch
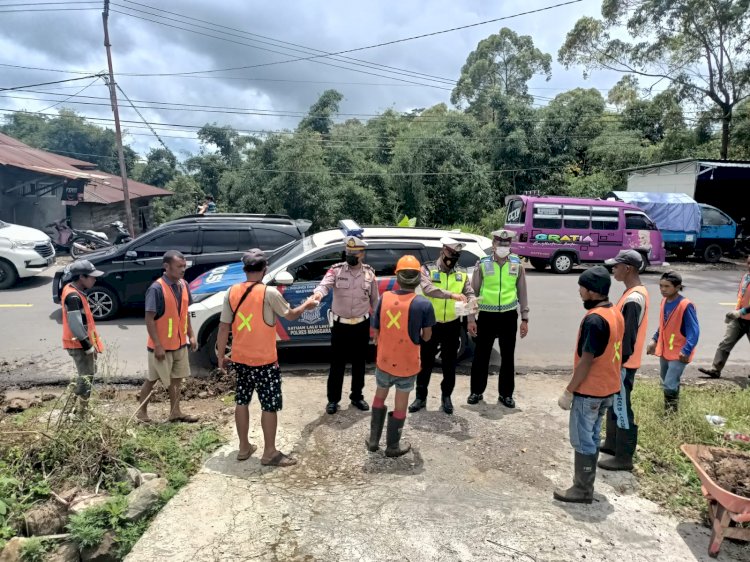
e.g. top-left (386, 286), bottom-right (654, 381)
top-left (632, 380), bottom-right (750, 519)
top-left (0, 391), bottom-right (224, 558)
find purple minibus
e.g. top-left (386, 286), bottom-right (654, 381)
top-left (504, 195), bottom-right (667, 274)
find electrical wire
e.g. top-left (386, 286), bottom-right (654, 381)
top-left (38, 75), bottom-right (102, 112)
top-left (0, 74), bottom-right (103, 92)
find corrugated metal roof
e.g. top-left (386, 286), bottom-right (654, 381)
top-left (83, 175), bottom-right (172, 204)
top-left (0, 132), bottom-right (172, 204)
top-left (0, 132), bottom-right (101, 179)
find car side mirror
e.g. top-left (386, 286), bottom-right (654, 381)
top-left (273, 271), bottom-right (294, 286)
top-left (125, 250), bottom-right (138, 259)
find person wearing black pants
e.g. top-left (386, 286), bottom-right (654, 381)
top-left (470, 309), bottom-right (519, 400)
top-left (409, 238), bottom-right (476, 415)
top-left (467, 229), bottom-right (529, 408)
top-left (327, 319), bottom-right (370, 406)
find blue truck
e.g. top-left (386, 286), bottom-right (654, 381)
top-left (608, 191), bottom-right (739, 262)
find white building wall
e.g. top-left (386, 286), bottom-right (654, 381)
top-left (626, 161), bottom-right (697, 196)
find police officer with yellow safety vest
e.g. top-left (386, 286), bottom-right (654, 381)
top-left (136, 250), bottom-right (199, 424)
top-left (409, 237), bottom-right (476, 415)
top-left (61, 260), bottom-right (105, 416)
top-left (468, 229), bottom-right (530, 408)
top-left (311, 235), bottom-right (380, 415)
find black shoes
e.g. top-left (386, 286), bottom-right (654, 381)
top-left (441, 395), bottom-right (454, 415)
top-left (326, 402), bottom-right (339, 415)
top-left (408, 398), bottom-right (426, 413)
top-left (499, 395), bottom-right (516, 409)
top-left (698, 367), bottom-right (721, 379)
top-left (351, 399), bottom-right (370, 411)
top-left (467, 393), bottom-right (483, 405)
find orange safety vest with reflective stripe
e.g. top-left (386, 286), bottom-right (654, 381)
top-left (616, 285), bottom-right (649, 369)
top-left (147, 278), bottom-right (189, 351)
top-left (574, 306), bottom-right (623, 397)
top-left (736, 274), bottom-right (750, 321)
top-left (228, 282), bottom-right (278, 367)
top-left (655, 297), bottom-right (696, 362)
top-left (61, 283), bottom-right (104, 353)
top-left (376, 291), bottom-right (420, 377)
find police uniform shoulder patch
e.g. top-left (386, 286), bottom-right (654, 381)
top-left (455, 272), bottom-right (463, 282)
top-left (509, 255), bottom-right (521, 264)
top-left (330, 263), bottom-right (345, 270)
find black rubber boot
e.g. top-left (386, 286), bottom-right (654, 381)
top-left (553, 452), bottom-right (597, 504)
top-left (366, 406), bottom-right (387, 452)
top-left (599, 415), bottom-right (617, 456)
top-left (664, 390), bottom-right (679, 414)
top-left (384, 413), bottom-right (411, 458)
top-left (441, 395), bottom-right (454, 415)
top-left (598, 425), bottom-right (637, 471)
top-left (408, 398), bottom-right (426, 413)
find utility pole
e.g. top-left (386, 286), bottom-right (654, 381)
top-left (102, 0), bottom-right (135, 237)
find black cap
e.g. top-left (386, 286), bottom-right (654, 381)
top-left (242, 248), bottom-right (267, 267)
top-left (68, 260), bottom-right (104, 277)
top-left (661, 271), bottom-right (683, 287)
top-left (578, 266), bottom-right (611, 296)
top-left (605, 250), bottom-right (643, 268)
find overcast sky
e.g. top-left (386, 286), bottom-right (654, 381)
top-left (0, 0), bottom-right (620, 158)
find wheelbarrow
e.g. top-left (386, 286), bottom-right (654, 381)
top-left (681, 444), bottom-right (750, 557)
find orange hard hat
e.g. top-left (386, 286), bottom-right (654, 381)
top-left (395, 254), bottom-right (421, 272)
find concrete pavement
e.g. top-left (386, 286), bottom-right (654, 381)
top-left (1, 263), bottom-right (749, 389)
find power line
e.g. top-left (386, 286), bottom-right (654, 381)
top-left (38, 76), bottom-right (102, 112)
top-left (109, 8), bottom-right (454, 90)
top-left (111, 0), bottom-right (582, 79)
top-left (113, 0), bottom-right (455, 85)
top-left (0, 7), bottom-right (99, 12)
top-left (0, 74), bottom-right (103, 92)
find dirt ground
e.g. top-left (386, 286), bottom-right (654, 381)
top-left (105, 372), bottom-right (750, 562)
top-left (699, 448), bottom-right (750, 499)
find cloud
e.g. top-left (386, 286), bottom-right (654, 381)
top-left (0, 0), bottom-right (620, 156)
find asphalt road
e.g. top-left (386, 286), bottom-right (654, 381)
top-left (1, 263), bottom-right (749, 389)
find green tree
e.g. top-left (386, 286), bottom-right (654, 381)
top-left (151, 175), bottom-right (203, 223)
top-left (559, 0), bottom-right (750, 159)
top-left (137, 148), bottom-right (178, 188)
top-left (298, 89), bottom-right (344, 136)
top-left (451, 28), bottom-right (552, 121)
top-left (1, 110), bottom-right (137, 175)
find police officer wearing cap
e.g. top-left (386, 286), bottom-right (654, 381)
top-left (311, 236), bottom-right (379, 414)
top-left (468, 229), bottom-right (530, 408)
top-left (409, 237), bottom-right (476, 415)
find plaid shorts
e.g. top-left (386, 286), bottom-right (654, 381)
top-left (231, 361), bottom-right (283, 412)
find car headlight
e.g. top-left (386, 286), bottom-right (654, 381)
top-left (12, 240), bottom-right (38, 249)
top-left (191, 292), bottom-right (217, 304)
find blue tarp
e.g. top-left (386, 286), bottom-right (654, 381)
top-left (608, 191), bottom-right (701, 234)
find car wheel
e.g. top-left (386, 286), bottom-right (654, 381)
top-left (551, 253), bottom-right (574, 274)
top-left (0, 260), bottom-right (19, 290)
top-left (703, 243), bottom-right (723, 263)
top-left (205, 324), bottom-right (232, 367)
top-left (86, 286), bottom-right (120, 320)
top-left (529, 258), bottom-right (548, 271)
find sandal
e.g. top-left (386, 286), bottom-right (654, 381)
top-left (261, 451), bottom-right (297, 467)
top-left (169, 414), bottom-right (199, 423)
top-left (236, 445), bottom-right (258, 461)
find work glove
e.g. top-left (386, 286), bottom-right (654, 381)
top-left (558, 390), bottom-right (573, 411)
top-left (726, 310), bottom-right (741, 323)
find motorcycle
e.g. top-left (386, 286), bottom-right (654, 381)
top-left (45, 219), bottom-right (130, 258)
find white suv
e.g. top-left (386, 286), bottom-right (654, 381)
top-left (0, 220), bottom-right (56, 289)
top-left (188, 226), bottom-right (492, 365)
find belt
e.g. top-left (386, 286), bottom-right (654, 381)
top-left (333, 313), bottom-right (369, 325)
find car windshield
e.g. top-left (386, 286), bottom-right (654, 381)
top-left (267, 237), bottom-right (315, 268)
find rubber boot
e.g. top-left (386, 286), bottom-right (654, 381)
top-left (384, 412), bottom-right (411, 458)
top-left (599, 415), bottom-right (617, 456)
top-left (664, 390), bottom-right (679, 414)
top-left (366, 406), bottom-right (387, 452)
top-left (598, 425), bottom-right (637, 471)
top-left (553, 452), bottom-right (597, 504)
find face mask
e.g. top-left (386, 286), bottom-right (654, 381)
top-left (495, 247), bottom-right (510, 259)
top-left (442, 255), bottom-right (457, 269)
top-left (583, 298), bottom-right (606, 310)
top-left (345, 255), bottom-right (360, 266)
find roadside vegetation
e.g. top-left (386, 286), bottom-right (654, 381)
top-left (632, 380), bottom-right (750, 520)
top-left (0, 390), bottom-right (224, 560)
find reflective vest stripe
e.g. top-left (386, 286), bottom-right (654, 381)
top-left (147, 278), bottom-right (189, 351)
top-left (376, 291), bottom-right (420, 377)
top-left (228, 282), bottom-right (277, 367)
top-left (616, 285), bottom-right (649, 369)
top-left (61, 283), bottom-right (104, 353)
top-left (574, 306), bottom-right (623, 397)
top-left (425, 265), bottom-right (466, 323)
top-left (655, 297), bottom-right (696, 362)
top-left (478, 258), bottom-right (519, 313)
